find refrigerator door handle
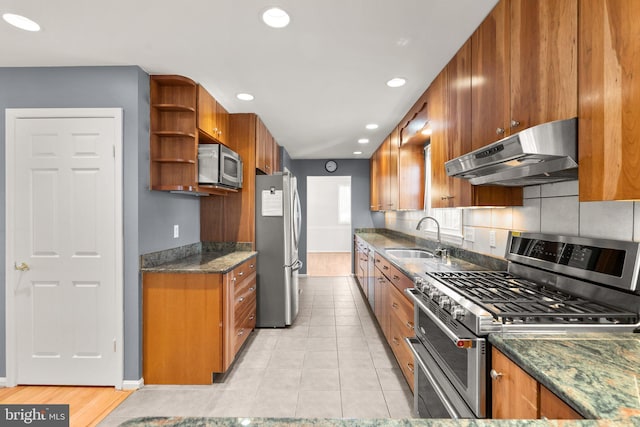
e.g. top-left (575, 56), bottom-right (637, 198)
top-left (284, 259), bottom-right (303, 271)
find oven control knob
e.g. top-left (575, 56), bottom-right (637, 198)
top-left (427, 287), bottom-right (440, 300)
top-left (452, 305), bottom-right (466, 321)
top-left (439, 296), bottom-right (451, 310)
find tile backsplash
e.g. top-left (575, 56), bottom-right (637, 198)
top-left (385, 180), bottom-right (639, 259)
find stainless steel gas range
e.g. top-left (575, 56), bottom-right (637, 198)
top-left (405, 231), bottom-right (640, 419)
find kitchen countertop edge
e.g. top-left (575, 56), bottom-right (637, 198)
top-left (141, 251), bottom-right (257, 274)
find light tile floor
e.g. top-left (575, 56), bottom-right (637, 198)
top-left (100, 276), bottom-right (414, 425)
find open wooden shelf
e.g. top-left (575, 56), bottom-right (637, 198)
top-left (153, 131), bottom-right (196, 138)
top-left (152, 104), bottom-right (196, 112)
top-left (153, 158), bottom-right (196, 164)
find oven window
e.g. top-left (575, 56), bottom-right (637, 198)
top-left (418, 309), bottom-right (468, 388)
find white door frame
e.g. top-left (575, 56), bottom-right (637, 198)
top-left (5, 108), bottom-right (124, 388)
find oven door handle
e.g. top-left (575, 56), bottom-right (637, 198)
top-left (405, 337), bottom-right (467, 419)
top-left (405, 288), bottom-right (475, 349)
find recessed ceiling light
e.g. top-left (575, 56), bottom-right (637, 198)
top-left (2, 13), bottom-right (40, 32)
top-left (365, 124), bottom-right (379, 130)
top-left (236, 93), bottom-right (254, 101)
top-left (358, 138), bottom-right (369, 144)
top-left (353, 151), bottom-right (363, 155)
top-left (386, 77), bottom-right (407, 88)
top-left (262, 7), bottom-right (290, 28)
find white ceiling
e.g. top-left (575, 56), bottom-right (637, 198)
top-left (0, 0), bottom-right (498, 159)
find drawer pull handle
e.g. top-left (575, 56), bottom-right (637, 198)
top-left (250, 264), bottom-right (255, 268)
top-left (490, 369), bottom-right (504, 380)
top-left (238, 329), bottom-right (245, 336)
top-left (249, 315), bottom-right (255, 320)
top-left (232, 277), bottom-right (237, 282)
top-left (392, 302), bottom-right (399, 309)
top-left (393, 275), bottom-right (400, 281)
top-left (239, 271), bottom-right (244, 276)
top-left (392, 337), bottom-right (400, 346)
top-left (238, 297), bottom-right (245, 303)
top-left (407, 363), bottom-right (414, 373)
top-left (249, 287), bottom-right (255, 292)
top-left (383, 266), bottom-right (389, 270)
top-left (406, 321), bottom-right (414, 330)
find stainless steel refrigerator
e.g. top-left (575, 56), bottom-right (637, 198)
top-left (255, 170), bottom-right (302, 327)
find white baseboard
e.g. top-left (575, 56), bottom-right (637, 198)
top-left (0, 377), bottom-right (7, 388)
top-left (121, 378), bottom-right (144, 390)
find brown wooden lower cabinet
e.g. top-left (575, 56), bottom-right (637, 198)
top-left (143, 256), bottom-right (257, 384)
top-left (373, 252), bottom-right (415, 391)
top-left (492, 347), bottom-right (583, 420)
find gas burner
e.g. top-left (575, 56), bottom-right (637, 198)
top-left (426, 270), bottom-right (638, 325)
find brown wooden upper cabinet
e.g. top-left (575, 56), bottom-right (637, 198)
top-left (370, 153), bottom-right (380, 211)
top-left (578, 0), bottom-right (640, 201)
top-left (255, 116), bottom-right (278, 175)
top-left (436, 39), bottom-right (522, 208)
top-left (197, 84), bottom-right (229, 146)
top-left (370, 133), bottom-right (401, 211)
top-left (388, 128), bottom-right (399, 210)
top-left (398, 96), bottom-right (427, 211)
top-left (472, 0), bottom-right (578, 148)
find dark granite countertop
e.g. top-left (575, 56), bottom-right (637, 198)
top-left (141, 251), bottom-right (257, 274)
top-left (117, 416), bottom-right (631, 426)
top-left (354, 230), bottom-right (499, 278)
top-left (140, 242), bottom-right (257, 274)
top-left (490, 333), bottom-right (640, 421)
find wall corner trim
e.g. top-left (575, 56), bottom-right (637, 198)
top-left (122, 378), bottom-right (144, 390)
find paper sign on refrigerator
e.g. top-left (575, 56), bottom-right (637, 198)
top-left (261, 189), bottom-right (283, 216)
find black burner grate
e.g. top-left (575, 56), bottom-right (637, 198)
top-left (428, 271), bottom-right (637, 323)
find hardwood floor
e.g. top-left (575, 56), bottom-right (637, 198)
top-left (306, 252), bottom-right (352, 276)
top-left (0, 386), bottom-right (133, 427)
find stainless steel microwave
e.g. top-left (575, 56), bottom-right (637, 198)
top-left (198, 144), bottom-right (243, 189)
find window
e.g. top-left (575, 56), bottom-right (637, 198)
top-left (423, 145), bottom-right (463, 238)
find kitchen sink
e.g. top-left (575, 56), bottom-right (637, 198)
top-left (385, 248), bottom-right (434, 259)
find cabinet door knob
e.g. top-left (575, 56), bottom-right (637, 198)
top-left (496, 127), bottom-right (505, 135)
top-left (510, 119), bottom-right (520, 129)
top-left (490, 369), bottom-right (504, 380)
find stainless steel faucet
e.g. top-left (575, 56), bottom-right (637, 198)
top-left (416, 216), bottom-right (447, 258)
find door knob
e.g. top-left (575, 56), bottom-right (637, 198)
top-left (14, 262), bottom-right (30, 271)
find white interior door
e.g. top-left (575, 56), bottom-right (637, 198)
top-left (6, 109), bottom-right (123, 386)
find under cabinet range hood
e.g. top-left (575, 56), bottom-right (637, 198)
top-left (445, 118), bottom-right (578, 186)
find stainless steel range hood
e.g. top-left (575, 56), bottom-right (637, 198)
top-left (444, 118), bottom-right (578, 186)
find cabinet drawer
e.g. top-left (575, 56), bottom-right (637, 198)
top-left (229, 257), bottom-right (257, 285)
top-left (234, 271), bottom-right (256, 298)
top-left (388, 284), bottom-right (414, 330)
top-left (234, 274), bottom-right (256, 313)
top-left (388, 316), bottom-right (415, 391)
top-left (375, 253), bottom-right (414, 294)
top-left (233, 294), bottom-right (256, 354)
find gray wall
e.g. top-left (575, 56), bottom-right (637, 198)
top-left (288, 159), bottom-right (384, 274)
top-left (0, 66), bottom-right (201, 381)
